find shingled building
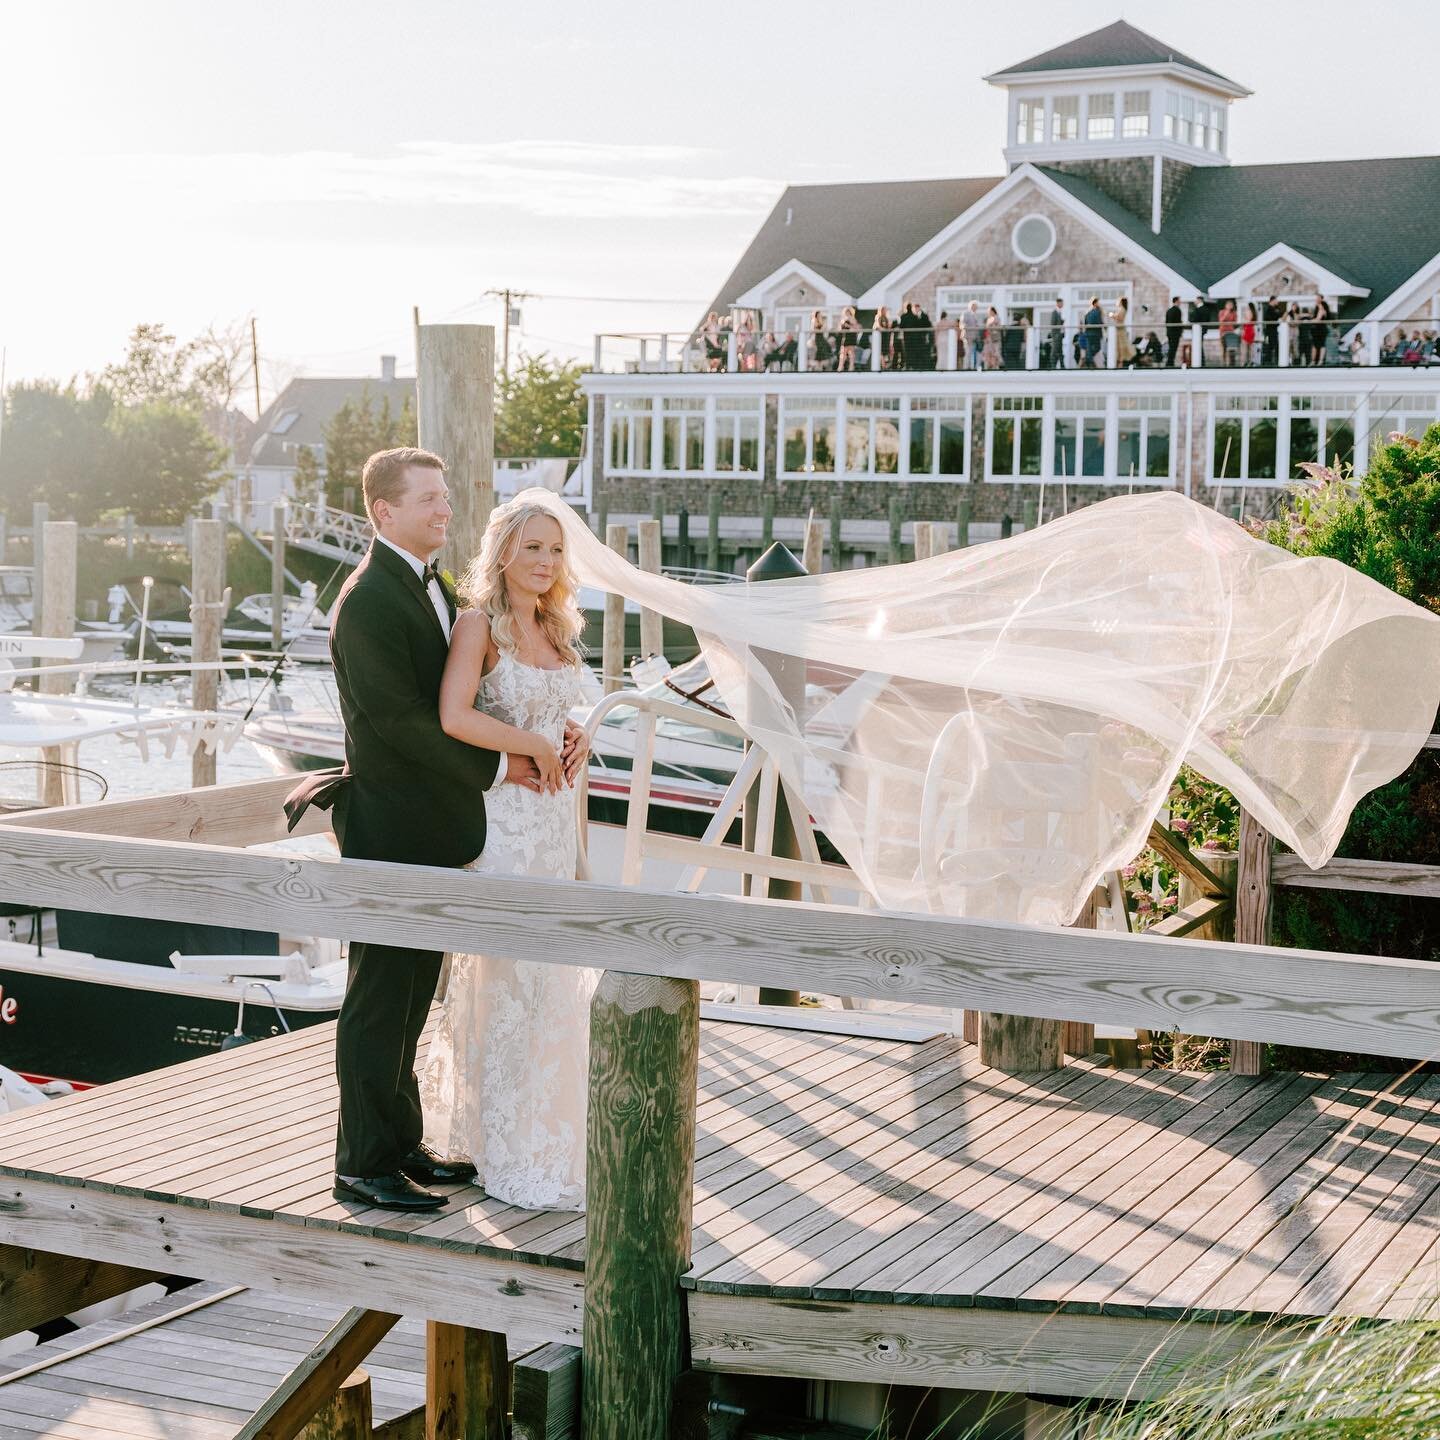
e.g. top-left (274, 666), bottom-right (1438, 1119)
top-left (583, 21), bottom-right (1440, 533)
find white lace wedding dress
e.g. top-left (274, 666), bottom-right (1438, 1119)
top-left (420, 652), bottom-right (598, 1211)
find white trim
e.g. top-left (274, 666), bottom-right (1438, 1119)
top-left (855, 164), bottom-right (1196, 310)
top-left (1208, 242), bottom-right (1370, 301)
top-left (1150, 155), bottom-right (1163, 236)
top-left (733, 259), bottom-right (854, 310)
top-left (1354, 249), bottom-right (1440, 328)
top-left (984, 59), bottom-right (1250, 100)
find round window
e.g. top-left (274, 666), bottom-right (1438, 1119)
top-left (1012, 213), bottom-right (1057, 264)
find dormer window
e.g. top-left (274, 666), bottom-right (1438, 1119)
top-left (1016, 98), bottom-right (1044, 145)
top-left (1087, 93), bottom-right (1115, 140)
top-left (1122, 91), bottom-right (1150, 137)
top-left (1051, 96), bottom-right (1079, 142)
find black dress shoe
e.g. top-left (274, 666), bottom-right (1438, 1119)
top-left (399, 1142), bottom-right (479, 1186)
top-left (332, 1172), bottom-right (447, 1211)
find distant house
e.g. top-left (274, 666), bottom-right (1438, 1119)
top-left (238, 355), bottom-right (412, 526)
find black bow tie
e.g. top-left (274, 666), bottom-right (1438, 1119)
top-left (422, 561), bottom-right (443, 588)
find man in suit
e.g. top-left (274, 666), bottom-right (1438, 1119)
top-left (1046, 299), bottom-right (1065, 370)
top-left (285, 446), bottom-right (580, 1212)
top-left (1165, 297), bottom-right (1185, 367)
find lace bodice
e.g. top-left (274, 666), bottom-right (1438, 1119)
top-left (476, 651), bottom-right (581, 744)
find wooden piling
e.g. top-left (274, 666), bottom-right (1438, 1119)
top-left (888, 495), bottom-right (904, 564)
top-left (417, 324), bottom-right (495, 573)
top-left (426, 1323), bottom-right (508, 1440)
top-left (39, 521), bottom-right (77, 808)
top-left (270, 501), bottom-right (288, 653)
top-left (123, 511), bottom-right (135, 560)
top-left (583, 971), bottom-right (699, 1440)
top-left (956, 496), bottom-right (971, 548)
top-left (191, 520), bottom-right (225, 788)
top-left (829, 496), bottom-right (844, 571)
top-left (511, 1343), bottom-right (580, 1440)
top-left (706, 491), bottom-right (722, 572)
top-left (1231, 813), bottom-right (1272, 1075)
top-left (981, 1012), bottom-right (1065, 1072)
top-left (803, 516), bottom-right (824, 575)
top-left (603, 523), bottom-right (627, 693)
top-left (761, 493), bottom-right (775, 547)
top-left (1022, 496), bottom-right (1038, 532)
top-left (638, 518), bottom-right (663, 659)
top-left (913, 521), bottom-right (936, 561)
top-left (1000, 513), bottom-right (1013, 539)
top-left (298, 1369), bottom-right (372, 1440)
top-left (30, 501), bottom-right (48, 606)
top-left (677, 505), bottom-right (690, 569)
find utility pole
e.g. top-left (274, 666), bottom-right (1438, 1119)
top-left (484, 289), bottom-right (533, 383)
top-left (250, 317), bottom-right (262, 420)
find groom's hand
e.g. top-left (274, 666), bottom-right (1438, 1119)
top-left (504, 753), bottom-right (544, 792)
top-left (561, 719), bottom-right (590, 784)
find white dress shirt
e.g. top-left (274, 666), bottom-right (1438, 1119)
top-left (375, 534), bottom-right (506, 793)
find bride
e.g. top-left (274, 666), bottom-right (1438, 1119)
top-left (420, 497), bottom-right (598, 1211)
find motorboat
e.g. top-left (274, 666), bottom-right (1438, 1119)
top-left (0, 566), bottom-right (129, 664)
top-left (0, 637), bottom-right (343, 1087)
top-left (123, 580), bottom-right (333, 663)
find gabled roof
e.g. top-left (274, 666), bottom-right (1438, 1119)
top-left (249, 376), bottom-right (414, 470)
top-left (703, 177), bottom-right (1003, 319)
top-left (987, 20), bottom-right (1245, 92)
top-left (1158, 156), bottom-right (1440, 316)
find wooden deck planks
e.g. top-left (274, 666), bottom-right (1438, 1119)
top-left (1, 1015), bottom-right (1435, 1351)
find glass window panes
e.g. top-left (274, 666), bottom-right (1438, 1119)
top-left (939, 418), bottom-right (967, 476)
top-left (782, 398), bottom-right (836, 474)
top-left (715, 398), bottom-right (761, 475)
top-left (1052, 96), bottom-right (1078, 142)
top-left (661, 396), bottom-right (706, 473)
top-left (1122, 91), bottom-right (1150, 137)
top-left (1087, 92), bottom-right (1115, 140)
top-left (843, 398), bottom-right (900, 476)
top-left (910, 397), bottom-right (967, 479)
top-left (1164, 91), bottom-right (1179, 139)
top-left (910, 416), bottom-right (934, 475)
top-left (1017, 98), bottom-right (1043, 145)
top-left (608, 397), bottom-right (655, 472)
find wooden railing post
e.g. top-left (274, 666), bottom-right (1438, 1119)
top-left (299, 1368), bottom-right (372, 1439)
top-left (191, 519), bottom-right (224, 788)
top-left (1232, 811), bottom-right (1273, 1075)
top-left (803, 515), bottom-right (824, 575)
top-left (583, 971), bottom-right (699, 1440)
top-left (270, 500), bottom-right (288, 653)
top-left (426, 1322), bottom-right (508, 1440)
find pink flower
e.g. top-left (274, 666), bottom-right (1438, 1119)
top-left (1172, 818), bottom-right (1192, 835)
top-left (1137, 896), bottom-right (1153, 912)
top-left (1162, 894), bottom-right (1178, 908)
top-left (1122, 864), bottom-right (1137, 880)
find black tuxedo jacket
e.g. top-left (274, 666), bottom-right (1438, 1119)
top-left (286, 540), bottom-right (500, 868)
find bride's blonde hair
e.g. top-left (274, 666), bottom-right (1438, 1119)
top-left (460, 498), bottom-right (585, 666)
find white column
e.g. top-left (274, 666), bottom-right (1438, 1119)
top-left (1106, 324), bottom-right (1119, 370)
top-left (945, 328), bottom-right (959, 371)
top-left (871, 331), bottom-right (883, 372)
top-left (1278, 319), bottom-right (1291, 368)
top-left (594, 335), bottom-right (604, 371)
top-left (727, 329), bottom-right (738, 372)
top-left (1367, 320), bottom-right (1382, 366)
top-left (797, 331), bottom-right (808, 372)
top-left (660, 333), bottom-right (670, 371)
top-left (1025, 325), bottom-right (1039, 370)
top-left (1190, 322), bottom-right (1204, 368)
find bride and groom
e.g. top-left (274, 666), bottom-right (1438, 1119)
top-left (285, 445), bottom-right (598, 1214)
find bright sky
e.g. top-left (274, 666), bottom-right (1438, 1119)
top-left (5, 0), bottom-right (1439, 411)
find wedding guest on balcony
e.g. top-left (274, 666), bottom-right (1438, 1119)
top-left (701, 312), bottom-right (725, 372)
top-left (1262, 296), bottom-right (1283, 366)
top-left (962, 300), bottom-right (983, 370)
top-left (1165, 297), bottom-right (1184, 367)
top-left (1218, 300), bottom-right (1239, 367)
top-left (915, 302), bottom-right (936, 370)
top-left (836, 306), bottom-right (861, 372)
top-left (735, 311), bottom-right (758, 372)
top-left (1001, 311), bottom-right (1025, 370)
top-left (897, 302), bottom-right (921, 371)
top-left (981, 306), bottom-right (1002, 370)
top-left (934, 310), bottom-right (957, 370)
top-left (1286, 302), bottom-right (1304, 364)
top-left (1134, 332), bottom-right (1164, 367)
top-left (1082, 297), bottom-right (1104, 367)
top-left (1046, 298), bottom-right (1065, 369)
top-left (1241, 303), bottom-right (1257, 366)
top-left (1111, 296), bottom-right (1134, 367)
top-left (1311, 298), bottom-right (1332, 366)
top-left (810, 310), bottom-right (835, 371)
top-left (761, 330), bottom-right (796, 371)
top-left (873, 306), bottom-right (896, 369)
top-left (1347, 329), bottom-right (1367, 366)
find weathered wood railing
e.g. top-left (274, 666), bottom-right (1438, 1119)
top-left (2, 773), bottom-right (1437, 1440)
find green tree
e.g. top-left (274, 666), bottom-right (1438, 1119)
top-left (0, 381), bottom-right (116, 521)
top-left (291, 444), bottom-right (323, 507)
top-left (101, 323), bottom-right (203, 409)
top-left (108, 400), bottom-right (228, 523)
top-left (495, 352), bottom-right (587, 458)
top-left (323, 389), bottom-right (417, 501)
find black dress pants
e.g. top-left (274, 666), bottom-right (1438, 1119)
top-left (335, 940), bottom-right (445, 1177)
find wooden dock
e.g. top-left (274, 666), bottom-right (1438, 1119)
top-left (2, 1015), bottom-right (1435, 1407)
top-left (0, 1284), bottom-right (432, 1439)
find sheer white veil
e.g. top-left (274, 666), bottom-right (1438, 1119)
top-left (520, 488), bottom-right (1440, 925)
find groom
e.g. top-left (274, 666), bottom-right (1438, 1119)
top-left (286, 446), bottom-right (576, 1212)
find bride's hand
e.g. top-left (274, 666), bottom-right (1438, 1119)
top-left (530, 736), bottom-right (565, 793)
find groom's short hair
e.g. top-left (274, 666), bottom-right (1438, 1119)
top-left (362, 447), bottom-right (446, 523)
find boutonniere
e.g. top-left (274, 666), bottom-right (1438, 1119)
top-left (437, 568), bottom-right (458, 598)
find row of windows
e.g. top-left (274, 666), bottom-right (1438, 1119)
top-left (1013, 89), bottom-right (1226, 153)
top-left (605, 393), bottom-right (1438, 484)
top-left (1163, 91), bottom-right (1225, 152)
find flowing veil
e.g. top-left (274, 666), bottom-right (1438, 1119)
top-left (526, 488), bottom-right (1440, 926)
